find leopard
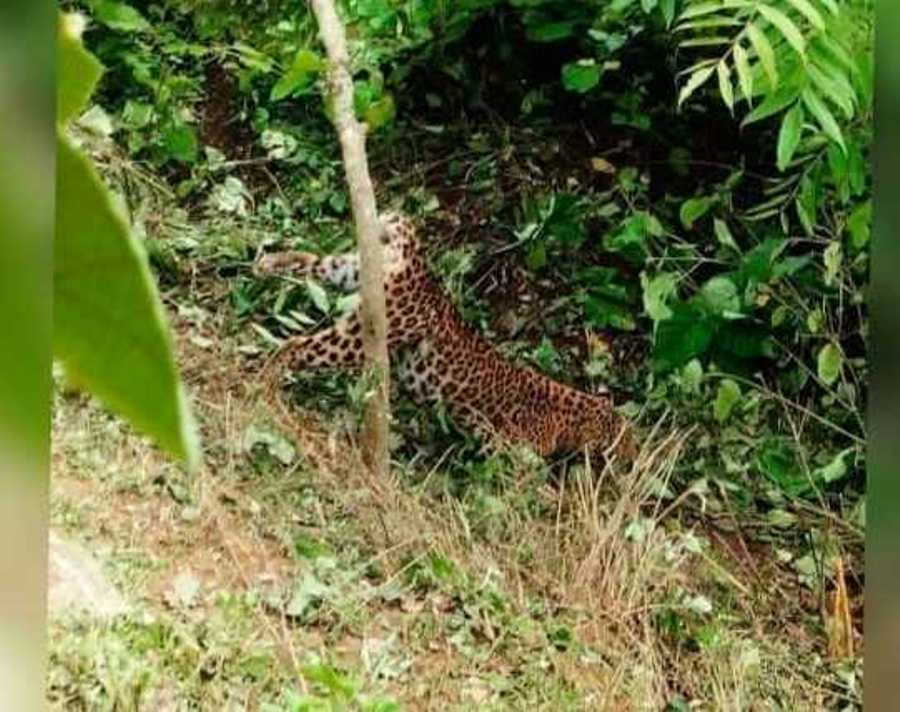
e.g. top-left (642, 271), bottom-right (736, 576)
top-left (254, 212), bottom-right (637, 461)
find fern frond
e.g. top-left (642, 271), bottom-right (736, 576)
top-left (673, 0), bottom-right (863, 166)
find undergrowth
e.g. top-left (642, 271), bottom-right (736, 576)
top-left (50, 0), bottom-right (869, 709)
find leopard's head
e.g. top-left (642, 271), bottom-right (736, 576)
top-left (572, 395), bottom-right (638, 463)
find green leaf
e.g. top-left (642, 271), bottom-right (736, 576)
top-left (302, 663), bottom-right (358, 700)
top-left (742, 86), bottom-right (800, 126)
top-left (162, 123), bottom-right (199, 164)
top-left (55, 134), bottom-right (199, 468)
top-left (306, 279), bottom-right (331, 313)
top-left (802, 87), bottom-right (846, 152)
top-left (847, 140), bottom-right (868, 196)
top-left (785, 0), bottom-right (825, 30)
top-left (233, 42), bottom-right (275, 74)
top-left (807, 60), bottom-right (855, 120)
top-left (364, 94), bottom-right (396, 130)
top-left (660, 0), bottom-right (677, 26)
top-left (679, 1), bottom-right (740, 21)
top-left (773, 253), bottom-right (812, 279)
top-left (739, 237), bottom-right (787, 284)
top-left (92, 1), bottom-right (151, 32)
top-left (776, 103), bottom-right (804, 171)
top-left (680, 196), bottom-right (716, 229)
top-left (713, 218), bottom-right (739, 250)
top-left (641, 272), bottom-right (678, 324)
top-left (823, 241), bottom-right (842, 286)
top-left (847, 201), bottom-right (871, 249)
top-left (121, 100), bottom-right (153, 129)
top-left (796, 173), bottom-right (818, 235)
top-left (526, 242), bottom-right (547, 271)
top-left (747, 22), bottom-right (778, 89)
top-left (713, 379), bottom-right (741, 423)
top-left (716, 60), bottom-right (734, 111)
top-left (807, 308), bottom-right (824, 334)
top-left (712, 321), bottom-right (775, 362)
top-left (757, 4), bottom-right (806, 57)
top-left (817, 342), bottom-right (843, 386)
top-left (816, 448), bottom-right (852, 484)
top-left (57, 13), bottom-right (104, 125)
top-left (526, 21), bottom-right (576, 42)
top-left (733, 43), bottom-right (754, 104)
top-left (678, 66), bottom-right (716, 108)
top-left (758, 440), bottom-right (808, 495)
top-left (682, 359), bottom-right (704, 392)
top-left (653, 304), bottom-right (716, 370)
top-left (676, 17), bottom-right (743, 32)
top-left (561, 60), bottom-right (602, 93)
top-left (270, 49), bottom-right (323, 102)
top-left (680, 37), bottom-right (733, 48)
top-left (700, 276), bottom-right (740, 315)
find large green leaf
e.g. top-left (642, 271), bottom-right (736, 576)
top-left (162, 122), bottom-right (199, 163)
top-left (57, 14), bottom-right (103, 124)
top-left (55, 11), bottom-right (198, 468)
top-left (55, 133), bottom-right (199, 468)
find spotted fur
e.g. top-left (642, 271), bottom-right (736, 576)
top-left (255, 213), bottom-right (636, 459)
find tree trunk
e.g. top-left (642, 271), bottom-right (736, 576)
top-left (309, 0), bottom-right (391, 477)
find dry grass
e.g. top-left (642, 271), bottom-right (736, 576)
top-left (48, 315), bottom-right (862, 709)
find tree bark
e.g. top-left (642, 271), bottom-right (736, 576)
top-left (308, 0), bottom-right (391, 477)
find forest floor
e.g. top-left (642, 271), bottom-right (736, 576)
top-left (49, 237), bottom-right (861, 710)
top-left (49, 80), bottom-right (863, 710)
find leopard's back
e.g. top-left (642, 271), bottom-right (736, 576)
top-left (257, 212), bottom-right (635, 459)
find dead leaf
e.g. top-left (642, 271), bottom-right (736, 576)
top-left (825, 556), bottom-right (854, 659)
top-left (590, 156), bottom-right (616, 174)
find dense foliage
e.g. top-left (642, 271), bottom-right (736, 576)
top-left (54, 0), bottom-right (871, 707)
top-left (67, 0), bottom-right (870, 507)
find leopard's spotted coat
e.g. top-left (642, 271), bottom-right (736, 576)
top-left (255, 213), bottom-right (636, 460)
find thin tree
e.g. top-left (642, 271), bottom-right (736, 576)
top-left (308, 0), bottom-right (391, 477)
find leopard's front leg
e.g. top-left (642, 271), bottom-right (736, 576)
top-left (255, 250), bottom-right (361, 292)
